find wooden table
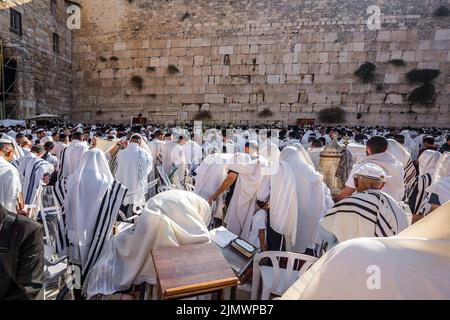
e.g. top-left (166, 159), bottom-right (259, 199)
top-left (152, 242), bottom-right (239, 300)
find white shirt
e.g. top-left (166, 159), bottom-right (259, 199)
top-left (0, 157), bottom-right (22, 212)
top-left (248, 209), bottom-right (267, 249)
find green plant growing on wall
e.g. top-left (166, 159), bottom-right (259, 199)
top-left (406, 69), bottom-right (440, 104)
top-left (147, 66), bottom-right (156, 72)
top-left (354, 62), bottom-right (376, 83)
top-left (408, 83), bottom-right (436, 104)
top-left (406, 69), bottom-right (440, 84)
top-left (257, 108), bottom-right (274, 118)
top-left (389, 59), bottom-right (406, 67)
top-left (194, 110), bottom-right (212, 120)
top-left (318, 107), bottom-right (346, 124)
top-left (131, 75), bottom-right (144, 90)
top-left (98, 56), bottom-right (108, 62)
top-left (109, 56), bottom-right (119, 61)
top-left (167, 65), bottom-right (180, 75)
top-left (181, 12), bottom-right (191, 21)
top-left (433, 5), bottom-right (450, 17)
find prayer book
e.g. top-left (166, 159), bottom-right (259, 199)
top-left (209, 227), bottom-right (238, 248)
top-left (230, 238), bottom-right (258, 259)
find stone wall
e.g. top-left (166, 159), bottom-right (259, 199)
top-left (0, 0), bottom-right (73, 119)
top-left (56, 1), bottom-right (450, 126)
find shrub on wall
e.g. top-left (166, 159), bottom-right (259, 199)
top-left (318, 107), bottom-right (346, 124)
top-left (407, 83), bottom-right (436, 104)
top-left (389, 59), bottom-right (406, 67)
top-left (167, 65), bottom-right (180, 75)
top-left (433, 5), bottom-right (450, 17)
top-left (354, 62), bottom-right (376, 83)
top-left (257, 108), bottom-right (274, 118)
top-left (131, 75), bottom-right (144, 90)
top-left (194, 110), bottom-right (212, 120)
top-left (406, 69), bottom-right (440, 84)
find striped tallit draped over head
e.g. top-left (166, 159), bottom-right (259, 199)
top-left (13, 153), bottom-right (54, 205)
top-left (321, 190), bottom-right (411, 245)
top-left (406, 150), bottom-right (441, 214)
top-left (54, 148), bottom-right (127, 276)
top-left (387, 139), bottom-right (417, 190)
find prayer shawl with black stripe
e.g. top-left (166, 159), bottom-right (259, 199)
top-left (320, 190), bottom-right (411, 244)
top-left (57, 139), bottom-right (89, 179)
top-left (13, 154), bottom-right (54, 205)
top-left (406, 173), bottom-right (432, 214)
top-left (55, 149), bottom-right (127, 276)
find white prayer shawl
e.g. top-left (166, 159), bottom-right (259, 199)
top-left (418, 153), bottom-right (450, 215)
top-left (115, 142), bottom-right (153, 206)
top-left (321, 190), bottom-right (411, 245)
top-left (52, 141), bottom-right (67, 160)
top-left (0, 157), bottom-right (22, 212)
top-left (0, 133), bottom-right (24, 161)
top-left (268, 161), bottom-right (298, 247)
top-left (387, 139), bottom-right (416, 188)
top-left (194, 153), bottom-right (234, 219)
top-left (307, 148), bottom-right (322, 170)
top-left (13, 153), bottom-right (54, 205)
top-left (83, 190), bottom-right (211, 298)
top-left (348, 152), bottom-right (405, 202)
top-left (400, 130), bottom-right (419, 160)
top-left (58, 139), bottom-right (89, 179)
top-left (55, 149), bottom-right (127, 275)
top-left (224, 154), bottom-right (270, 241)
top-left (259, 140), bottom-right (280, 164)
top-left (282, 201), bottom-right (450, 300)
top-left (301, 130), bottom-right (313, 145)
top-left (346, 141), bottom-right (367, 163)
top-left (183, 140), bottom-right (203, 169)
top-left (162, 141), bottom-right (187, 184)
top-left (147, 139), bottom-right (165, 166)
top-left (293, 143), bottom-right (315, 168)
top-left (418, 150), bottom-right (441, 176)
top-left (280, 147), bottom-right (333, 253)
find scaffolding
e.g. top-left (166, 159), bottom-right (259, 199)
top-left (0, 37), bottom-right (25, 120)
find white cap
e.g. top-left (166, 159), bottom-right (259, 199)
top-left (76, 127), bottom-right (83, 133)
top-left (354, 163), bottom-right (388, 182)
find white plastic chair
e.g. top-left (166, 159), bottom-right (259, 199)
top-left (251, 251), bottom-right (318, 300)
top-left (39, 186), bottom-right (68, 300)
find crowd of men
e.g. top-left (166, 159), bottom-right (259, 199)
top-left (0, 121), bottom-right (449, 300)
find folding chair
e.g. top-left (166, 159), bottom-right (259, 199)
top-left (39, 186), bottom-right (69, 300)
top-left (251, 251), bottom-right (317, 300)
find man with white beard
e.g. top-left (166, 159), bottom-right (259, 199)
top-left (58, 131), bottom-right (89, 179)
top-left (115, 134), bottom-right (153, 217)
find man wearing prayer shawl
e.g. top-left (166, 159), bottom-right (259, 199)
top-left (281, 201), bottom-right (450, 300)
top-left (114, 134), bottom-right (153, 213)
top-left (182, 133), bottom-right (203, 172)
top-left (53, 149), bottom-right (127, 277)
top-left (58, 132), bottom-right (89, 179)
top-left (13, 145), bottom-right (54, 206)
top-left (335, 136), bottom-right (405, 202)
top-left (82, 190), bottom-right (211, 300)
top-left (277, 147), bottom-right (333, 254)
top-left (406, 149), bottom-right (441, 215)
top-left (387, 139), bottom-right (416, 190)
top-left (417, 152), bottom-right (450, 217)
top-left (320, 163), bottom-right (411, 251)
top-left (161, 138), bottom-right (187, 185)
top-left (194, 152), bottom-right (234, 221)
top-left (0, 139), bottom-right (22, 213)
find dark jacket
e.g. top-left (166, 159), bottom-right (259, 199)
top-left (0, 206), bottom-right (44, 300)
